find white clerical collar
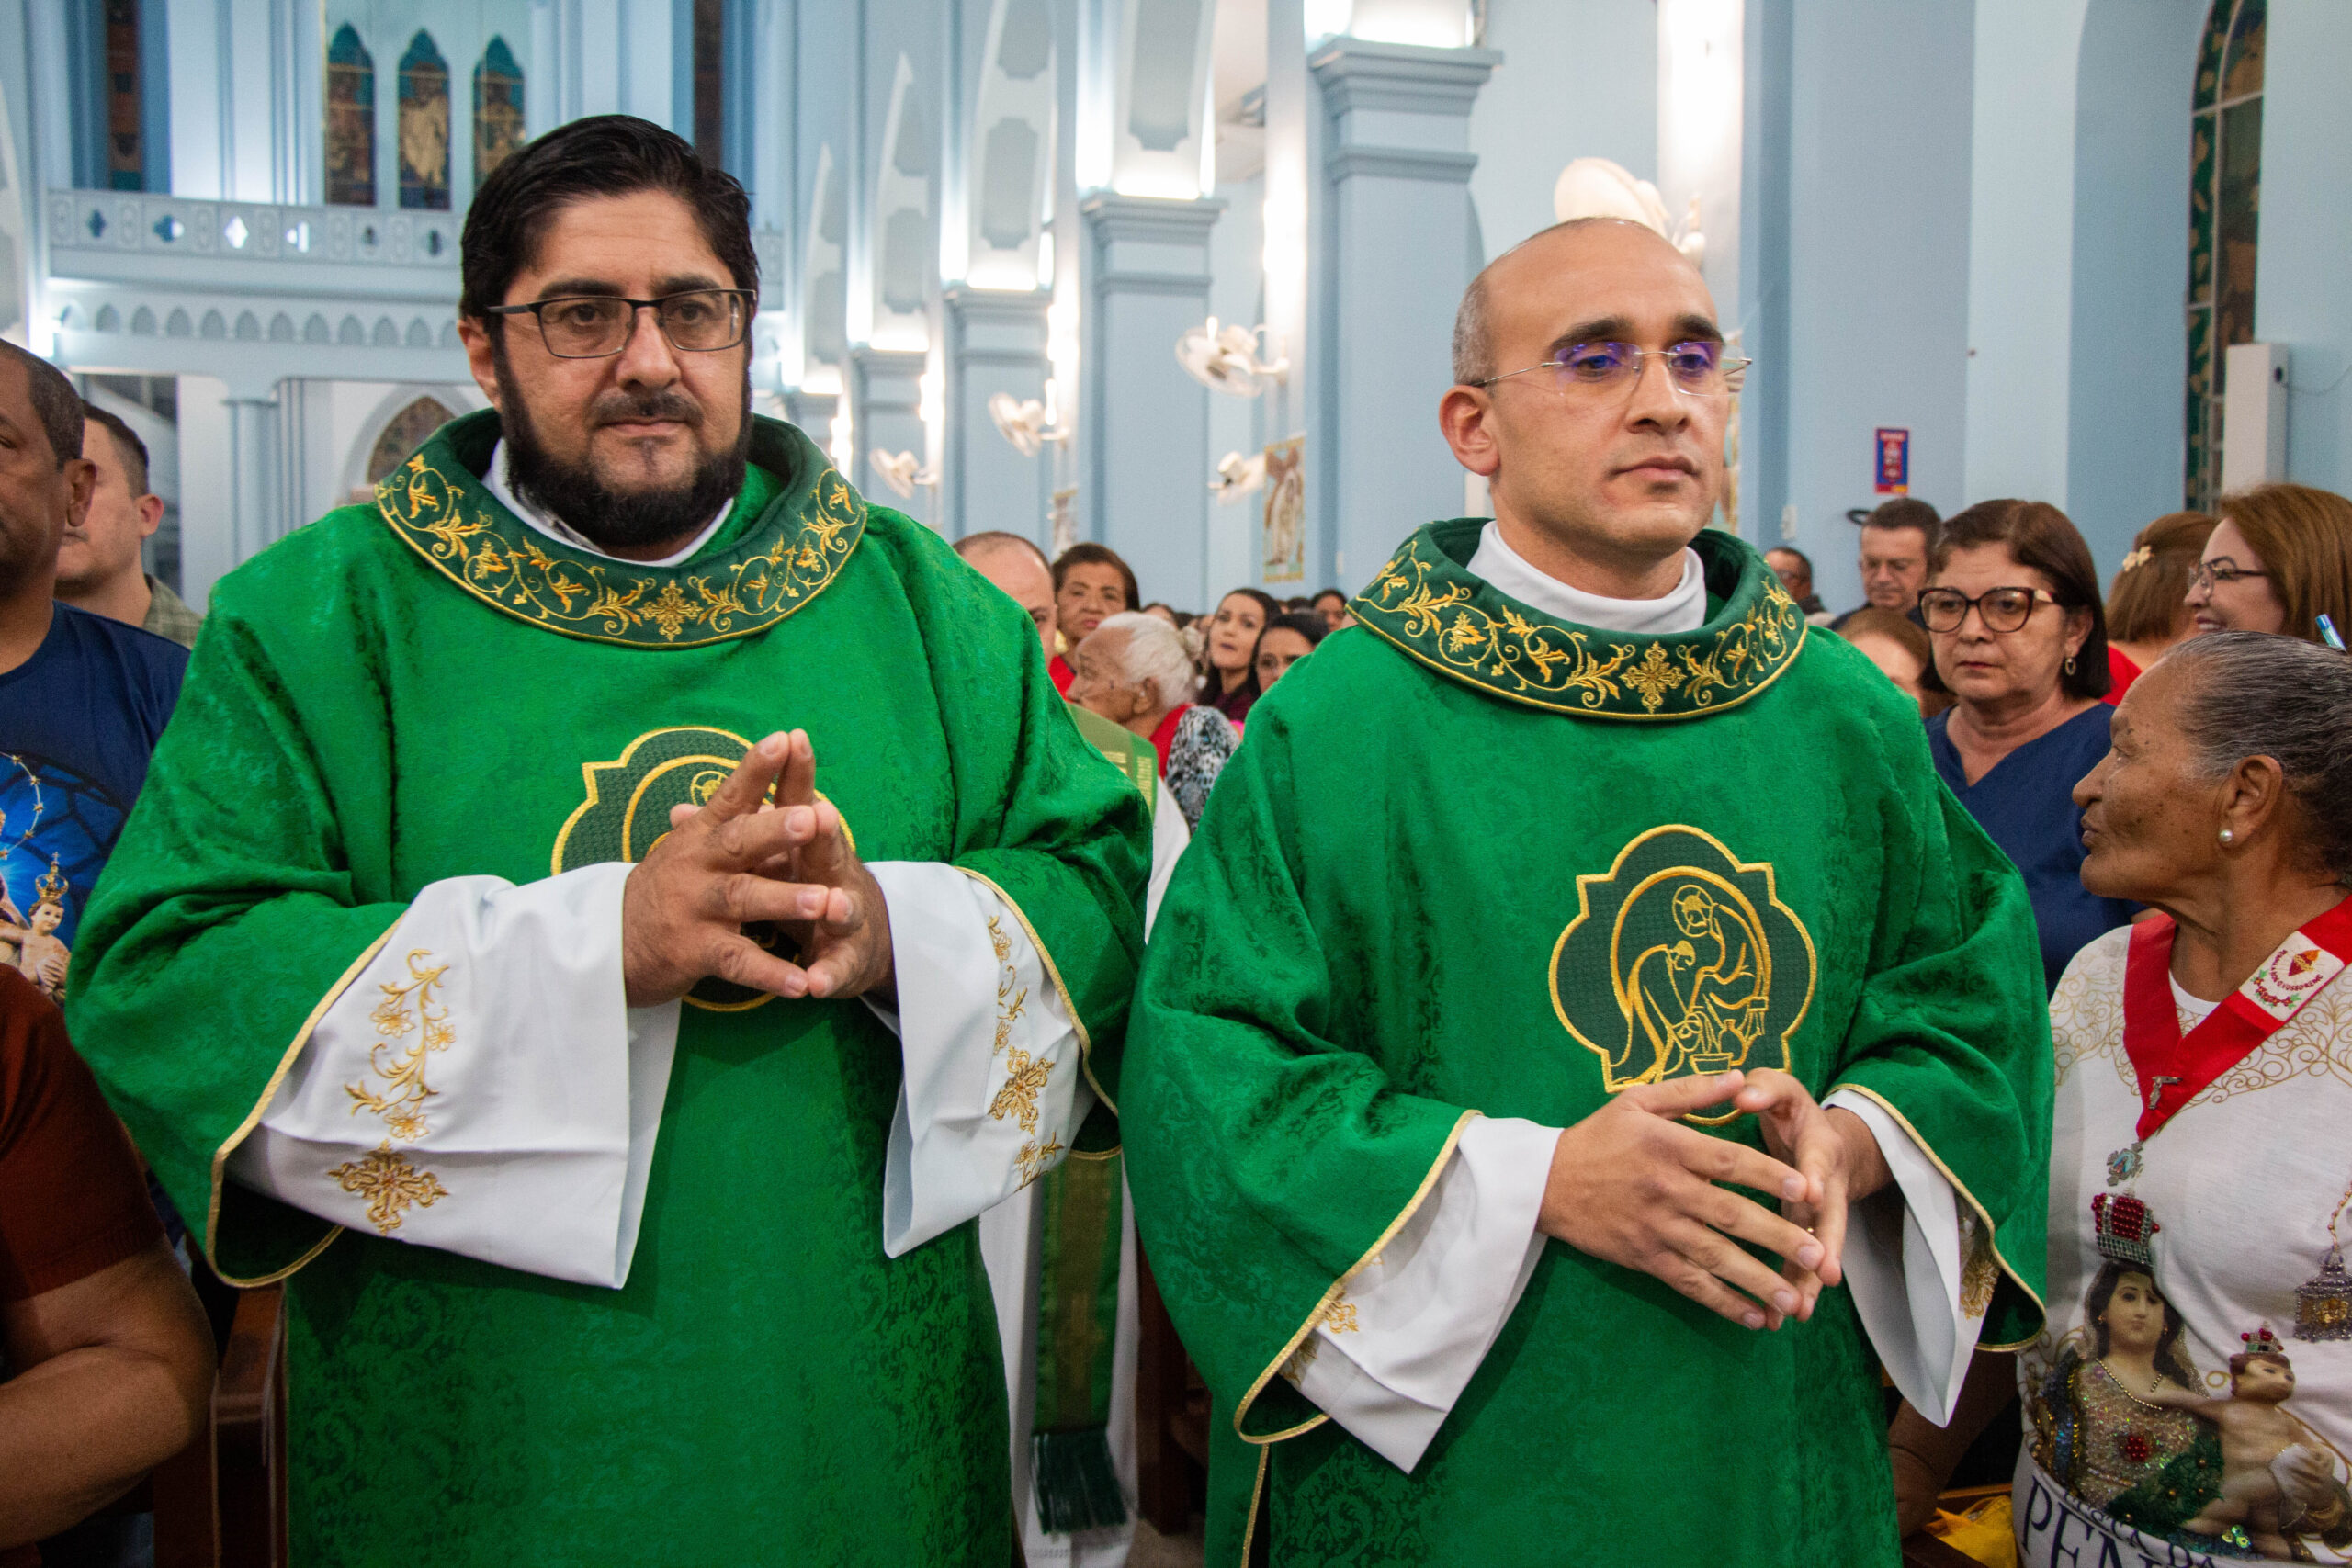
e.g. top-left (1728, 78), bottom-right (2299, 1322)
top-left (1466, 521), bottom-right (1706, 635)
top-left (482, 438), bottom-right (735, 570)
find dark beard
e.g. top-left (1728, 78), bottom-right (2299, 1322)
top-left (492, 343), bottom-right (752, 554)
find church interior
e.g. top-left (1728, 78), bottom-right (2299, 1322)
top-left (2, 0), bottom-right (2343, 619)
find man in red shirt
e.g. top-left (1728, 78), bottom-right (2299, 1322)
top-left (0, 969), bottom-right (212, 1562)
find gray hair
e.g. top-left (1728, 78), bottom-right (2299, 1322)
top-left (1094, 612), bottom-right (1197, 713)
top-left (2162, 632), bottom-right (2352, 880)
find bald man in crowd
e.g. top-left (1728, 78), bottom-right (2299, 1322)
top-left (1122, 219), bottom-right (2052, 1565)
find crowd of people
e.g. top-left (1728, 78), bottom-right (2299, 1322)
top-left (3, 112), bottom-right (2352, 1568)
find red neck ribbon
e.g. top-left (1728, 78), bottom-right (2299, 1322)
top-left (2122, 898), bottom-right (2352, 1140)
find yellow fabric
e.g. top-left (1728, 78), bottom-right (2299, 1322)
top-left (1928, 1495), bottom-right (2017, 1568)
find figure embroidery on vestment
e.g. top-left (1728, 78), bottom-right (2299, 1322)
top-left (1551, 826), bottom-right (1815, 1117)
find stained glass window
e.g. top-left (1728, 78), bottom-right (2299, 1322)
top-left (473, 37), bottom-right (525, 186)
top-left (2187, 0), bottom-right (2264, 511)
top-left (102, 0), bottom-right (143, 190)
top-left (693, 0), bottom-right (727, 170)
top-left (398, 31), bottom-right (452, 211)
top-left (325, 23), bottom-right (377, 207)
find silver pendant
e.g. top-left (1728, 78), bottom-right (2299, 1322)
top-left (2108, 1141), bottom-right (2144, 1186)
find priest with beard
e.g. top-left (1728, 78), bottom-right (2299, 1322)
top-left (66, 116), bottom-right (1146, 1565)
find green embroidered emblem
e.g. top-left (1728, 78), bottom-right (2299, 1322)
top-left (376, 411), bottom-right (865, 648)
top-left (1349, 520), bottom-right (1806, 718)
top-left (551, 727), bottom-right (855, 1012)
top-left (1550, 826), bottom-right (1816, 1118)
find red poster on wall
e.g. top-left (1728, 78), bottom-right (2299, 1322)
top-left (1874, 428), bottom-right (1911, 495)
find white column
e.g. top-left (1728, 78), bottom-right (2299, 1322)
top-left (943, 286), bottom-right (1053, 543)
top-left (224, 379), bottom-right (282, 568)
top-left (853, 346), bottom-right (931, 525)
top-left (1080, 191), bottom-right (1221, 607)
top-left (1312, 37), bottom-right (1495, 593)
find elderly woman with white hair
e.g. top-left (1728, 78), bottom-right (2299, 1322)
top-left (1888, 632), bottom-right (2352, 1565)
top-left (1067, 610), bottom-right (1238, 832)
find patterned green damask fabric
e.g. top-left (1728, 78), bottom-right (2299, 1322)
top-left (1125, 525), bottom-right (2052, 1567)
top-left (68, 417), bottom-right (1148, 1565)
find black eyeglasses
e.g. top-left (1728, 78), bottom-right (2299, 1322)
top-left (1918, 585), bottom-right (2061, 634)
top-left (482, 289), bottom-right (755, 358)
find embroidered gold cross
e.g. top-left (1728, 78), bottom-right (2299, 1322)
top-left (328, 1141), bottom-right (450, 1235)
top-left (989, 1047), bottom-right (1053, 1134)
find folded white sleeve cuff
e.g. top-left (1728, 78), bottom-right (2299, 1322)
top-left (1283, 1114), bottom-right (1557, 1473)
top-left (868, 862), bottom-right (1088, 1258)
top-left (1823, 1088), bottom-right (1984, 1425)
top-left (228, 863), bottom-right (679, 1289)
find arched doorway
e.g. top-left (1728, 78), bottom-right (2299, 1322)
top-left (366, 396), bottom-right (457, 485)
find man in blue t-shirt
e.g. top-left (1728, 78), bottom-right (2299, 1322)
top-left (0, 344), bottom-right (186, 1003)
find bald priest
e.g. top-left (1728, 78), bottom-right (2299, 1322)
top-left (1124, 218), bottom-right (2052, 1566)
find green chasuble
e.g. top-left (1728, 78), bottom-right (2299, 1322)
top-left (1124, 521), bottom-right (2052, 1568)
top-left (67, 412), bottom-right (1148, 1565)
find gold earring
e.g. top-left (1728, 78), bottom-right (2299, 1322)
top-left (2064, 654), bottom-right (2078, 676)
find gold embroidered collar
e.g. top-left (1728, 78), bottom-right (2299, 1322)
top-left (1349, 520), bottom-right (1807, 719)
top-left (375, 410), bottom-right (865, 648)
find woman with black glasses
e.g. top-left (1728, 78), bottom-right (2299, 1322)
top-left (1919, 499), bottom-right (2135, 991)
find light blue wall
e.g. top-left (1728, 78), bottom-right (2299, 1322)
top-left (1961, 0), bottom-right (2086, 516)
top-left (1771, 0), bottom-right (1976, 615)
top-left (2257, 0), bottom-right (2352, 499)
top-left (2064, 0), bottom-right (2203, 572)
top-left (1464, 0), bottom-right (1655, 264)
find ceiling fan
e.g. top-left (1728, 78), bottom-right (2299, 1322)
top-left (1175, 318), bottom-right (1288, 398)
top-left (1552, 156), bottom-right (1706, 270)
top-left (1208, 449), bottom-right (1267, 504)
top-left (988, 392), bottom-right (1070, 457)
top-left (867, 448), bottom-right (937, 500)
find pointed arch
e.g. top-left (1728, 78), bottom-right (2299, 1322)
top-left (474, 37), bottom-right (526, 186)
top-left (398, 31), bottom-right (452, 210)
top-left (325, 23), bottom-right (378, 207)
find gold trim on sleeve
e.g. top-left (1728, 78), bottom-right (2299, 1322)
top-left (1826, 1080), bottom-right (2048, 1348)
top-left (1232, 1108), bottom-right (1480, 1446)
top-left (203, 914), bottom-right (407, 1288)
top-left (951, 865), bottom-right (1117, 1119)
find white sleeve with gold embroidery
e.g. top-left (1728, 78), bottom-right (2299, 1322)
top-left (225, 864), bottom-right (679, 1290)
top-left (867, 862), bottom-right (1088, 1259)
top-left (1282, 1114), bottom-right (1556, 1473)
top-left (1822, 1088), bottom-right (1984, 1426)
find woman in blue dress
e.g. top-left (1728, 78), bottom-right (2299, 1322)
top-left (1919, 499), bottom-right (2136, 990)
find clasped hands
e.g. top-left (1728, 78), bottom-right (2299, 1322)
top-left (1537, 1068), bottom-right (1892, 1331)
top-left (620, 730), bottom-right (895, 1009)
